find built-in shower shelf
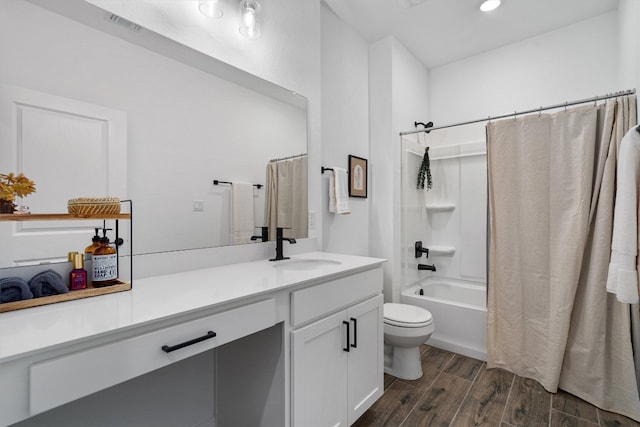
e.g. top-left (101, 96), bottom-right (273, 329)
top-left (425, 203), bottom-right (456, 212)
top-left (429, 246), bottom-right (456, 256)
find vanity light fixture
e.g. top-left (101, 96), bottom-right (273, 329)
top-left (199, 0), bottom-right (223, 18)
top-left (239, 0), bottom-right (262, 39)
top-left (480, 0), bottom-right (501, 12)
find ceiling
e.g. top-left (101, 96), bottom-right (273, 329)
top-left (324, 0), bottom-right (619, 69)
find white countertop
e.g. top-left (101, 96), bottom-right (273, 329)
top-left (0, 252), bottom-right (385, 362)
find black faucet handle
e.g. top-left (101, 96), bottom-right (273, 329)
top-left (258, 226), bottom-right (269, 241)
top-left (250, 226), bottom-right (269, 242)
top-left (415, 241), bottom-right (429, 258)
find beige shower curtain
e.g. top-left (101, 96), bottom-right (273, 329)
top-left (487, 95), bottom-right (640, 421)
top-left (265, 155), bottom-right (308, 240)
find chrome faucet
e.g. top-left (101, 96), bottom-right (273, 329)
top-left (270, 227), bottom-right (296, 261)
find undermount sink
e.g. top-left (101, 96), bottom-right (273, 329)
top-left (272, 259), bottom-right (342, 271)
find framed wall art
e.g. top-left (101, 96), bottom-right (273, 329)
top-left (348, 155), bottom-right (367, 198)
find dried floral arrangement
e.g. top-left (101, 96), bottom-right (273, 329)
top-left (0, 173), bottom-right (36, 203)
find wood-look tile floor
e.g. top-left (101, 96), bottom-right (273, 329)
top-left (354, 345), bottom-right (640, 427)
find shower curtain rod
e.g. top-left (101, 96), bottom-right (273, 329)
top-left (399, 88), bottom-right (636, 136)
top-left (269, 153), bottom-right (307, 162)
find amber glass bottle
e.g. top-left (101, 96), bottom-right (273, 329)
top-left (92, 231), bottom-right (118, 287)
top-left (84, 228), bottom-right (101, 256)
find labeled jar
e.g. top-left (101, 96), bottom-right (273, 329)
top-left (92, 234), bottom-right (118, 287)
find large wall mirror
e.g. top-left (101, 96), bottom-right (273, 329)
top-left (0, 0), bottom-right (308, 268)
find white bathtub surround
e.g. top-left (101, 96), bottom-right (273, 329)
top-left (0, 252), bottom-right (385, 427)
top-left (487, 96), bottom-right (640, 422)
top-left (400, 135), bottom-right (487, 287)
top-left (402, 278), bottom-right (486, 361)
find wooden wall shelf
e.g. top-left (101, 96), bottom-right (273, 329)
top-left (1, 204), bottom-right (132, 312)
top-left (0, 213), bottom-right (131, 222)
top-left (0, 281), bottom-right (131, 313)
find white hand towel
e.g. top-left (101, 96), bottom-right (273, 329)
top-left (329, 167), bottom-right (350, 215)
top-left (231, 182), bottom-right (255, 244)
top-left (606, 127), bottom-right (640, 303)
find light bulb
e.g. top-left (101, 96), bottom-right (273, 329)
top-left (239, 0), bottom-right (261, 39)
top-left (243, 9), bottom-right (256, 28)
top-left (199, 0), bottom-right (223, 18)
top-left (480, 0), bottom-right (501, 12)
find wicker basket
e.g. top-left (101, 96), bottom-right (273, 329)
top-left (67, 197), bottom-right (120, 215)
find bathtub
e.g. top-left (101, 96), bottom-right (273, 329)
top-left (401, 277), bottom-right (487, 361)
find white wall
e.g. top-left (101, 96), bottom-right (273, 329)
top-left (320, 5), bottom-right (370, 256)
top-left (369, 37), bottom-right (430, 302)
top-left (429, 11), bottom-right (620, 125)
top-left (618, 0), bottom-right (640, 105)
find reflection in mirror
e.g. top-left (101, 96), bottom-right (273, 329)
top-left (0, 0), bottom-right (308, 268)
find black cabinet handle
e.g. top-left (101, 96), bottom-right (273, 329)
top-left (162, 330), bottom-right (217, 353)
top-left (343, 321), bottom-right (350, 352)
top-left (350, 317), bottom-right (357, 349)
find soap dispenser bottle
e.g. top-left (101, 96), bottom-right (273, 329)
top-left (92, 228), bottom-right (118, 287)
top-left (84, 228), bottom-right (101, 256)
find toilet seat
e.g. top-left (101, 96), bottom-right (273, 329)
top-left (384, 303), bottom-right (432, 328)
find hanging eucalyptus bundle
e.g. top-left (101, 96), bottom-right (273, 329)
top-left (417, 146), bottom-right (432, 190)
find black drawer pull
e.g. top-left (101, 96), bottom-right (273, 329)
top-left (162, 330), bottom-right (217, 353)
top-left (343, 321), bottom-right (350, 352)
top-left (350, 317), bottom-right (357, 349)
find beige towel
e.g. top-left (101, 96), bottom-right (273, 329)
top-left (329, 167), bottom-right (350, 215)
top-left (231, 182), bottom-right (255, 244)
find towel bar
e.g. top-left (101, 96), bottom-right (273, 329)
top-left (321, 167), bottom-right (350, 175)
top-left (213, 180), bottom-right (262, 189)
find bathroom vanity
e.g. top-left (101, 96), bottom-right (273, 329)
top-left (0, 252), bottom-right (384, 427)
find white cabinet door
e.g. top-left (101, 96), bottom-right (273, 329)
top-left (347, 295), bottom-right (384, 425)
top-left (292, 310), bottom-right (349, 427)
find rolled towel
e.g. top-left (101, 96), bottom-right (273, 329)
top-left (28, 269), bottom-right (68, 297)
top-left (0, 277), bottom-right (34, 303)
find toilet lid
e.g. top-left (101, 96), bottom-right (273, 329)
top-left (384, 303), bottom-right (432, 326)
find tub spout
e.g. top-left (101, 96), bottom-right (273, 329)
top-left (418, 263), bottom-right (436, 272)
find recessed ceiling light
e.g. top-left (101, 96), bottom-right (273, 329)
top-left (396, 0), bottom-right (428, 9)
top-left (480, 0), bottom-right (501, 12)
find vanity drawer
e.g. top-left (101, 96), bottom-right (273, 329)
top-left (291, 267), bottom-right (382, 327)
top-left (29, 298), bottom-right (276, 416)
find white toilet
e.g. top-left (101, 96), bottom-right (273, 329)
top-left (383, 303), bottom-right (434, 380)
